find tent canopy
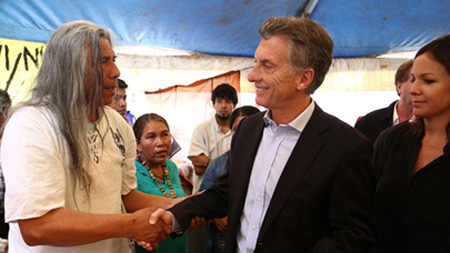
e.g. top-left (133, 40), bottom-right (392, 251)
top-left (1, 0), bottom-right (449, 58)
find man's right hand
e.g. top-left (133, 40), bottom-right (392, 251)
top-left (130, 208), bottom-right (171, 250)
top-left (149, 208), bottom-right (174, 226)
top-left (188, 154), bottom-right (211, 175)
top-left (212, 217), bottom-right (228, 232)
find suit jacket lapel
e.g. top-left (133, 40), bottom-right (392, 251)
top-left (233, 114), bottom-right (265, 200)
top-left (382, 100), bottom-right (397, 125)
top-left (227, 112), bottom-right (265, 247)
top-left (258, 106), bottom-right (328, 238)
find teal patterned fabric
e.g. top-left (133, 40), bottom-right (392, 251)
top-left (135, 159), bottom-right (188, 253)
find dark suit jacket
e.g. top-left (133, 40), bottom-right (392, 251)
top-left (355, 101), bottom-right (397, 143)
top-left (170, 104), bottom-right (375, 252)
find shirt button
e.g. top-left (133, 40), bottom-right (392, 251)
top-left (252, 225), bottom-right (256, 230)
top-left (265, 165), bottom-right (269, 170)
top-left (257, 196), bottom-right (262, 201)
top-left (276, 136), bottom-right (280, 140)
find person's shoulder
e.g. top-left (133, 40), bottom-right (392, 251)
top-left (9, 106), bottom-right (54, 127)
top-left (246, 111), bottom-right (265, 122)
top-left (195, 117), bottom-right (212, 128)
top-left (236, 111), bottom-right (265, 127)
top-left (376, 121), bottom-right (412, 145)
top-left (360, 107), bottom-right (390, 121)
top-left (316, 108), bottom-right (370, 144)
top-left (358, 101), bottom-right (397, 123)
top-left (104, 106), bottom-right (121, 118)
top-left (165, 159), bottom-right (181, 175)
top-left (210, 151), bottom-right (229, 167)
top-left (13, 105), bottom-right (49, 117)
top-left (104, 106), bottom-right (130, 127)
top-left (165, 159), bottom-right (177, 168)
top-left (192, 117), bottom-right (215, 134)
top-left (366, 102), bottom-right (395, 117)
top-left (134, 160), bottom-right (147, 174)
top-left (319, 109), bottom-right (358, 132)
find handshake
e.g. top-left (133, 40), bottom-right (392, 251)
top-left (129, 207), bottom-right (206, 251)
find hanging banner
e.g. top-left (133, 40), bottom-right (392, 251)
top-left (144, 70), bottom-right (241, 161)
top-left (145, 70), bottom-right (241, 124)
top-left (0, 38), bottom-right (45, 104)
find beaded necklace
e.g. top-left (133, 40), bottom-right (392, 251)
top-left (140, 159), bottom-right (177, 199)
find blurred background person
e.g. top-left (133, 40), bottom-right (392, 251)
top-left (355, 59), bottom-right (414, 143)
top-left (374, 35), bottom-right (450, 252)
top-left (188, 83), bottom-right (238, 193)
top-left (0, 89), bottom-right (11, 253)
top-left (107, 78), bottom-right (136, 125)
top-left (187, 83), bottom-right (238, 252)
top-left (199, 105), bottom-right (260, 253)
top-left (0, 90), bottom-right (10, 132)
top-left (107, 79), bottom-right (183, 162)
top-left (109, 79), bottom-right (130, 122)
top-left (133, 113), bottom-right (188, 253)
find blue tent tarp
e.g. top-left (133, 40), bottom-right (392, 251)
top-left (0, 0), bottom-right (449, 58)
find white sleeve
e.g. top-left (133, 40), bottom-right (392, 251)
top-left (1, 107), bottom-right (66, 222)
top-left (120, 120), bottom-right (137, 195)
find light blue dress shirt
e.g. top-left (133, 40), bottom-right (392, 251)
top-left (237, 101), bottom-right (315, 253)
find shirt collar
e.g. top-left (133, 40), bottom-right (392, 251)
top-left (393, 101), bottom-right (400, 125)
top-left (263, 100), bottom-right (315, 133)
top-left (211, 115), bottom-right (231, 135)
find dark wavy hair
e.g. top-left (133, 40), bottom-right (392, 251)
top-left (118, 79), bottom-right (128, 89)
top-left (211, 83), bottom-right (238, 105)
top-left (0, 89), bottom-right (11, 119)
top-left (133, 113), bottom-right (170, 142)
top-left (230, 106), bottom-right (260, 129)
top-left (0, 89), bottom-right (11, 134)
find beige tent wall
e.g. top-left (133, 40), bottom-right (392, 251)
top-left (117, 54), bottom-right (406, 92)
top-left (115, 54), bottom-right (408, 161)
top-left (117, 54), bottom-right (407, 123)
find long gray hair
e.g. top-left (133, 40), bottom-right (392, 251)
top-left (19, 21), bottom-right (111, 197)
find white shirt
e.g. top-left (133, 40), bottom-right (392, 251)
top-left (1, 106), bottom-right (137, 253)
top-left (189, 116), bottom-right (232, 193)
top-left (392, 101), bottom-right (400, 125)
top-left (237, 101), bottom-right (315, 253)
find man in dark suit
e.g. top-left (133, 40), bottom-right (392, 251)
top-left (355, 60), bottom-right (414, 143)
top-left (150, 17), bottom-right (375, 252)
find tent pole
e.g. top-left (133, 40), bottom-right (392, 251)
top-left (298, 0), bottom-right (319, 18)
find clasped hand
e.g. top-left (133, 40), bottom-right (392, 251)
top-left (130, 208), bottom-right (172, 251)
top-left (136, 208), bottom-right (207, 251)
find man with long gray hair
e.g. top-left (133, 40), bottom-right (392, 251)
top-left (1, 21), bottom-right (174, 252)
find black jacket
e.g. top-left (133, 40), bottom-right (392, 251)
top-left (355, 101), bottom-right (397, 143)
top-left (170, 105), bottom-right (375, 252)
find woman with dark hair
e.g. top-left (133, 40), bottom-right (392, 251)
top-left (133, 113), bottom-right (187, 253)
top-left (374, 34), bottom-right (450, 252)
